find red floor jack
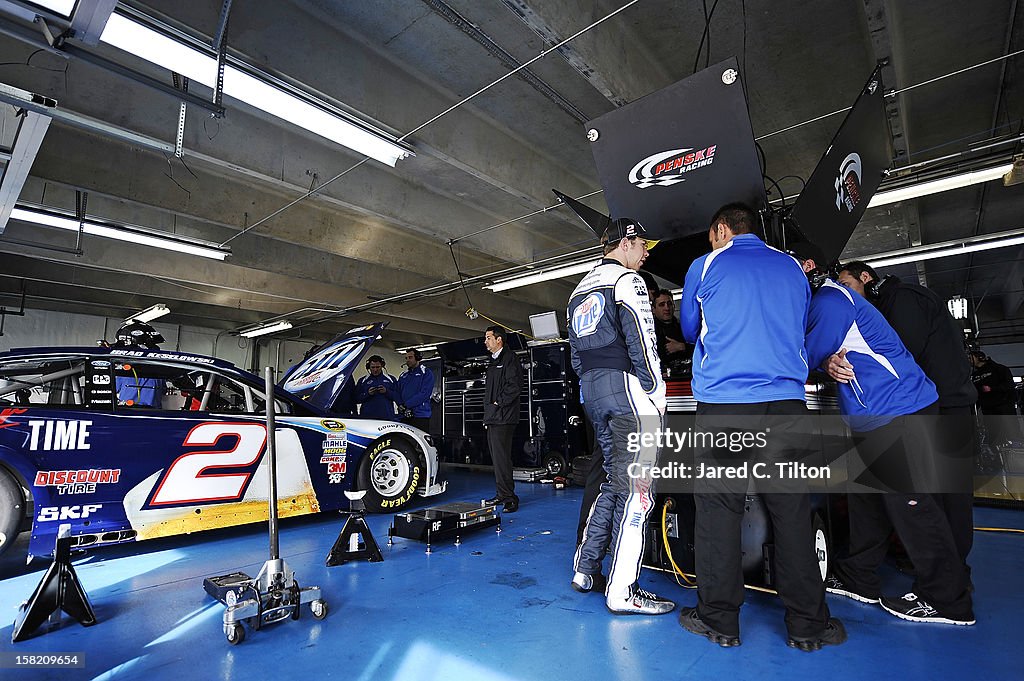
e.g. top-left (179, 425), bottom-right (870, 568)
top-left (203, 368), bottom-right (327, 645)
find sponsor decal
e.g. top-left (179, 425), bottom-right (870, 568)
top-left (379, 467), bottom-right (420, 508)
top-left (321, 419), bottom-right (347, 432)
top-left (27, 420), bottom-right (92, 451)
top-left (571, 292), bottom-right (605, 337)
top-left (90, 360), bottom-right (112, 368)
top-left (835, 152), bottom-right (863, 212)
top-left (323, 453), bottom-right (348, 483)
top-left (35, 469), bottom-right (121, 494)
top-left (628, 145), bottom-right (717, 189)
top-left (321, 431), bottom-right (348, 456)
top-left (282, 340), bottom-right (366, 392)
top-left (0, 407), bottom-right (28, 429)
top-left (37, 504), bottom-right (103, 522)
top-left (110, 349), bottom-right (215, 364)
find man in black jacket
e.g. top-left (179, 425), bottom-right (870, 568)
top-left (483, 326), bottom-right (523, 513)
top-left (969, 349), bottom-right (1020, 445)
top-left (831, 262), bottom-right (978, 574)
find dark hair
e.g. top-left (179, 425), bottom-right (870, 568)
top-left (366, 354), bottom-right (386, 370)
top-left (654, 288), bottom-right (673, 301)
top-left (839, 261), bottom-right (879, 283)
top-left (485, 326), bottom-right (507, 343)
top-left (405, 348), bottom-right (422, 361)
top-left (710, 203), bottom-right (756, 235)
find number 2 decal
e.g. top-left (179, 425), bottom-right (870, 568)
top-left (149, 422), bottom-right (267, 506)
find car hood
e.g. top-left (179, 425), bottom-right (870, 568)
top-left (280, 322), bottom-right (387, 411)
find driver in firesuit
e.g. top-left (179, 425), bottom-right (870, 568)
top-left (567, 217), bottom-right (673, 616)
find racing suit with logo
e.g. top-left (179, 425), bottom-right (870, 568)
top-left (355, 372), bottom-right (399, 420)
top-left (568, 258), bottom-right (665, 608)
top-left (397, 364), bottom-right (434, 432)
top-left (806, 279), bottom-right (973, 622)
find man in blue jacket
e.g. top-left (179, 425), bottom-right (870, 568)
top-left (798, 247), bottom-right (974, 626)
top-left (677, 204), bottom-right (843, 651)
top-left (355, 355), bottom-right (398, 420)
top-left (397, 349), bottom-right (434, 433)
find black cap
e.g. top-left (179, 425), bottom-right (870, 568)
top-left (787, 240), bottom-right (826, 268)
top-left (601, 218), bottom-right (659, 249)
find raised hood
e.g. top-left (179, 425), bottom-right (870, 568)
top-left (280, 322), bottom-right (387, 410)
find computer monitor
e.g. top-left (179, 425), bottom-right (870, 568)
top-left (529, 311), bottom-right (561, 340)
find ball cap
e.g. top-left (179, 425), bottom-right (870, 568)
top-left (601, 217), bottom-right (659, 249)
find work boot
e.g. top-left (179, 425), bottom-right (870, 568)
top-left (787, 618), bottom-right (848, 651)
top-left (678, 607), bottom-right (740, 647)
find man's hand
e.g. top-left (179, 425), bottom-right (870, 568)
top-left (826, 349), bottom-right (855, 383)
top-left (665, 338), bottom-right (686, 354)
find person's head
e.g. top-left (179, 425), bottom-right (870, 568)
top-left (366, 355), bottom-right (386, 376)
top-left (601, 217), bottom-right (656, 271)
top-left (113, 320), bottom-right (164, 350)
top-left (653, 289), bottom-right (675, 322)
top-left (405, 349), bottom-right (421, 368)
top-left (484, 326), bottom-right (506, 353)
top-left (708, 203), bottom-right (757, 250)
top-left (968, 349), bottom-right (988, 368)
top-left (787, 241), bottom-right (827, 275)
top-left (837, 261), bottom-right (879, 297)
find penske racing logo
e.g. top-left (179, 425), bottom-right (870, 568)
top-left (571, 292), bottom-right (605, 337)
top-left (835, 152), bottom-right (863, 212)
top-left (628, 145), bottom-right (717, 189)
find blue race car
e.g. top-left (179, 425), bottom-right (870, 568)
top-left (0, 323), bottom-right (445, 559)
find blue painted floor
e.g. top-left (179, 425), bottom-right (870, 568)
top-left (0, 468), bottom-right (1019, 681)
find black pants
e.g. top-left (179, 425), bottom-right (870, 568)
top-left (838, 403), bottom-right (973, 618)
top-left (577, 435), bottom-right (605, 545)
top-left (405, 416), bottom-right (431, 434)
top-left (934, 406), bottom-right (975, 572)
top-left (693, 400), bottom-right (830, 638)
top-left (487, 423), bottom-right (517, 502)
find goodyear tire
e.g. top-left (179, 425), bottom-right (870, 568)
top-left (0, 470), bottom-right (23, 557)
top-left (358, 437), bottom-right (424, 512)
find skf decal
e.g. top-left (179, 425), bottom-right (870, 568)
top-left (0, 407), bottom-right (28, 429)
top-left (835, 152), bottom-right (863, 212)
top-left (27, 420), bottom-right (92, 451)
top-left (35, 469), bottom-right (121, 494)
top-left (628, 145), bottom-right (717, 188)
top-left (321, 419), bottom-right (346, 432)
top-left (38, 504), bottom-right (103, 522)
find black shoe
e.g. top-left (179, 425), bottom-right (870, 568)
top-left (678, 607), bottom-right (740, 647)
top-left (502, 499), bottom-right (519, 513)
top-left (483, 495), bottom-right (501, 505)
top-left (824, 574), bottom-right (879, 604)
top-left (787, 618), bottom-right (847, 652)
top-left (880, 593), bottom-right (975, 626)
top-left (571, 572), bottom-right (606, 594)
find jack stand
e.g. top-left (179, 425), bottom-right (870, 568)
top-left (12, 526), bottom-right (96, 642)
top-left (326, 491), bottom-right (383, 566)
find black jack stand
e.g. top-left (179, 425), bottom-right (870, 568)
top-left (12, 527), bottom-right (96, 642)
top-left (325, 491), bottom-right (383, 566)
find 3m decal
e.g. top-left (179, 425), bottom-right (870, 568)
top-left (148, 422), bottom-right (267, 506)
top-left (37, 504), bottom-right (103, 522)
top-left (27, 420), bottom-right (92, 451)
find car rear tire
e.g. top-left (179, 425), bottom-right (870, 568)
top-left (0, 470), bottom-right (23, 556)
top-left (358, 437), bottom-right (424, 513)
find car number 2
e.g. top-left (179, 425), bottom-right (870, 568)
top-left (149, 422), bottom-right (267, 506)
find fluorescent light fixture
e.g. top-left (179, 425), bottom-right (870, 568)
top-left (10, 205), bottom-right (231, 260)
top-left (862, 228), bottom-right (1024, 269)
top-left (126, 303), bottom-right (170, 323)
top-left (99, 13), bottom-right (412, 167)
top-left (946, 296), bottom-right (968, 321)
top-left (868, 164), bottom-right (1013, 208)
top-left (415, 345), bottom-right (438, 352)
top-left (239, 321), bottom-right (293, 338)
top-left (484, 260), bottom-right (599, 292)
top-left (31, 0), bottom-right (76, 16)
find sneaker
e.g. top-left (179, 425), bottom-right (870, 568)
top-left (786, 618), bottom-right (847, 652)
top-left (678, 607), bottom-right (740, 647)
top-left (880, 593), bottom-right (975, 626)
top-left (606, 585), bottom-right (675, 616)
top-left (571, 572), bottom-right (606, 594)
top-left (824, 574), bottom-right (879, 604)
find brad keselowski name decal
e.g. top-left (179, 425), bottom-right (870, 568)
top-left (628, 145), bottom-right (717, 188)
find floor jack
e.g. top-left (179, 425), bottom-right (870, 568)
top-left (203, 368), bottom-right (327, 645)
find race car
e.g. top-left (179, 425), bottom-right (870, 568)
top-left (0, 323), bottom-right (446, 560)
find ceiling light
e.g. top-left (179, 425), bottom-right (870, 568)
top-left (239, 321), bottom-right (293, 338)
top-left (862, 228), bottom-right (1024, 268)
top-left (868, 164), bottom-right (1013, 208)
top-left (99, 12), bottom-right (412, 167)
top-left (126, 303), bottom-right (170, 323)
top-left (10, 206), bottom-right (231, 260)
top-left (483, 260), bottom-right (599, 292)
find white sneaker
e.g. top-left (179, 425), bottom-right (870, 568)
top-left (606, 585), bottom-right (675, 615)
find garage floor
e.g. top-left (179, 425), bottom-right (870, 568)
top-left (0, 468), bottom-right (1019, 680)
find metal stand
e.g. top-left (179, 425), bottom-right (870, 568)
top-left (389, 502), bottom-right (501, 554)
top-left (12, 526), bottom-right (96, 642)
top-left (203, 367), bottom-right (327, 645)
top-left (325, 491), bottom-right (383, 566)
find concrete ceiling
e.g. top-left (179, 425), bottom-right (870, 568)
top-left (0, 0), bottom-right (1021, 350)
